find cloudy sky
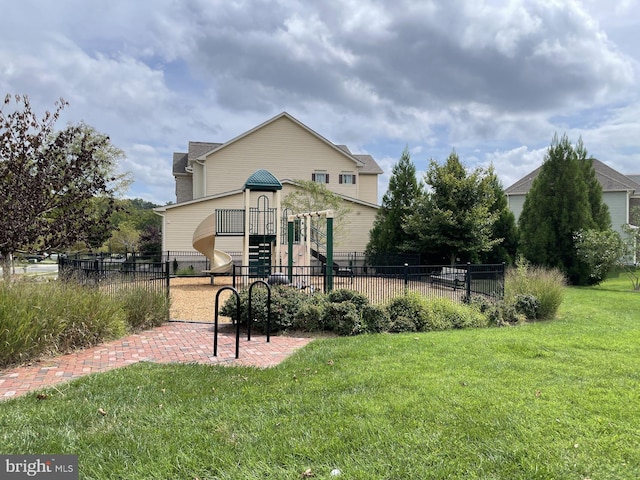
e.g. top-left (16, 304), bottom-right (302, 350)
top-left (2, 0), bottom-right (638, 205)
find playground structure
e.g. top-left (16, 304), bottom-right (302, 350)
top-left (191, 169), bottom-right (339, 288)
top-left (192, 212), bottom-right (234, 274)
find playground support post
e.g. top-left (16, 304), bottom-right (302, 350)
top-left (287, 209), bottom-right (334, 291)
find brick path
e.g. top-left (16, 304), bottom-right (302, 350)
top-left (0, 322), bottom-right (313, 400)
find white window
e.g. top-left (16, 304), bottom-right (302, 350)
top-left (312, 172), bottom-right (329, 183)
top-left (339, 174), bottom-right (356, 185)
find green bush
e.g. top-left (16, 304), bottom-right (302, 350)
top-left (220, 285), bottom-right (309, 333)
top-left (514, 294), bottom-right (539, 320)
top-left (386, 293), bottom-right (430, 331)
top-left (293, 301), bottom-right (325, 331)
top-left (467, 295), bottom-right (523, 326)
top-left (361, 303), bottom-right (391, 333)
top-left (121, 288), bottom-right (169, 331)
top-left (327, 289), bottom-right (369, 310)
top-left (427, 297), bottom-right (488, 330)
top-left (506, 259), bottom-right (566, 320)
top-left (176, 266), bottom-right (196, 276)
top-left (388, 315), bottom-right (418, 333)
top-left (324, 302), bottom-right (363, 336)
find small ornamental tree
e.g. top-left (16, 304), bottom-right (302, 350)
top-left (282, 179), bottom-right (351, 247)
top-left (574, 229), bottom-right (623, 285)
top-left (0, 94), bottom-right (126, 281)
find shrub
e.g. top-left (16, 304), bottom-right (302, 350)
top-left (513, 294), bottom-right (539, 320)
top-left (324, 302), bottom-right (363, 336)
top-left (327, 289), bottom-right (369, 310)
top-left (427, 297), bottom-right (488, 330)
top-left (220, 285), bottom-right (309, 333)
top-left (506, 259), bottom-right (566, 320)
top-left (293, 301), bottom-right (326, 331)
top-left (386, 293), bottom-right (430, 331)
top-left (361, 304), bottom-right (391, 333)
top-left (176, 265), bottom-right (196, 276)
top-left (388, 315), bottom-right (417, 333)
top-left (121, 288), bottom-right (170, 331)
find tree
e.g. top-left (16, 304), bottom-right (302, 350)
top-left (365, 147), bottom-right (423, 262)
top-left (480, 166), bottom-right (518, 264)
top-left (0, 94), bottom-right (127, 281)
top-left (518, 134), bottom-right (610, 284)
top-left (282, 179), bottom-right (351, 247)
top-left (138, 224), bottom-right (162, 258)
top-left (574, 228), bottom-right (623, 285)
top-left (405, 151), bottom-right (501, 264)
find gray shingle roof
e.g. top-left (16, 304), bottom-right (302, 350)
top-left (189, 142), bottom-right (221, 162)
top-left (354, 154), bottom-right (384, 174)
top-left (505, 159), bottom-right (639, 195)
top-left (172, 152), bottom-right (188, 176)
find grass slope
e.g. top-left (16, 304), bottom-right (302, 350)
top-left (0, 278), bottom-right (639, 479)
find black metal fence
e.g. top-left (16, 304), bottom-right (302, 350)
top-left (58, 256), bottom-right (170, 298)
top-left (231, 263), bottom-right (505, 305)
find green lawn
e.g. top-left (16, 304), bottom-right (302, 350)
top-left (1, 275), bottom-right (639, 479)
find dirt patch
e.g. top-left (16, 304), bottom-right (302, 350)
top-left (170, 276), bottom-right (236, 322)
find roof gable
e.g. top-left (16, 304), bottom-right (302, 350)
top-left (197, 112), bottom-right (366, 168)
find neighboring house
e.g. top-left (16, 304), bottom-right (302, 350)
top-left (155, 112), bottom-right (383, 257)
top-left (505, 159), bottom-right (640, 261)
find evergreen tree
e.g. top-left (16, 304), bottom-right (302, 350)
top-left (406, 151), bottom-right (501, 264)
top-left (518, 134), bottom-right (610, 284)
top-left (365, 147), bottom-right (422, 262)
top-left (481, 166), bottom-right (518, 264)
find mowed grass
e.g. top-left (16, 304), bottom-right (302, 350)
top-left (0, 275), bottom-right (639, 479)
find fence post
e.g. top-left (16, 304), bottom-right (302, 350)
top-left (93, 259), bottom-right (99, 286)
top-left (165, 261), bottom-right (170, 320)
top-left (232, 263), bottom-right (236, 289)
top-left (404, 263), bottom-right (409, 292)
top-left (466, 262), bottom-right (472, 300)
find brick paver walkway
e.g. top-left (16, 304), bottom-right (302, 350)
top-left (0, 322), bottom-right (313, 400)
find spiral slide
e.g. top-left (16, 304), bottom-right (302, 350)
top-left (192, 212), bottom-right (233, 274)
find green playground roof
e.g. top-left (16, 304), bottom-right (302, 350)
top-left (244, 169), bottom-right (283, 191)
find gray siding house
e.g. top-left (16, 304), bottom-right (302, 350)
top-left (505, 159), bottom-right (639, 262)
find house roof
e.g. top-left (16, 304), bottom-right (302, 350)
top-left (505, 159), bottom-right (640, 196)
top-left (172, 142), bottom-right (224, 176)
top-left (627, 175), bottom-right (640, 195)
top-left (244, 169), bottom-right (283, 191)
top-left (172, 152), bottom-right (188, 176)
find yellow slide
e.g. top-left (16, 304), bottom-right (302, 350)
top-left (192, 212), bottom-right (233, 274)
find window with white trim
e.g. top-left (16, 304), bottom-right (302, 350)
top-left (312, 172), bottom-right (329, 183)
top-left (339, 173), bottom-right (356, 185)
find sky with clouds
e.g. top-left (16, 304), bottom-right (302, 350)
top-left (2, 0), bottom-right (638, 206)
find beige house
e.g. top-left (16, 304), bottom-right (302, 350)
top-left (155, 112), bottom-right (383, 268)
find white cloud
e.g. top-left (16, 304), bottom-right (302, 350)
top-left (0, 0), bottom-right (639, 206)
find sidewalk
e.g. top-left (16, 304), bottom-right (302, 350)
top-left (0, 322), bottom-right (313, 400)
